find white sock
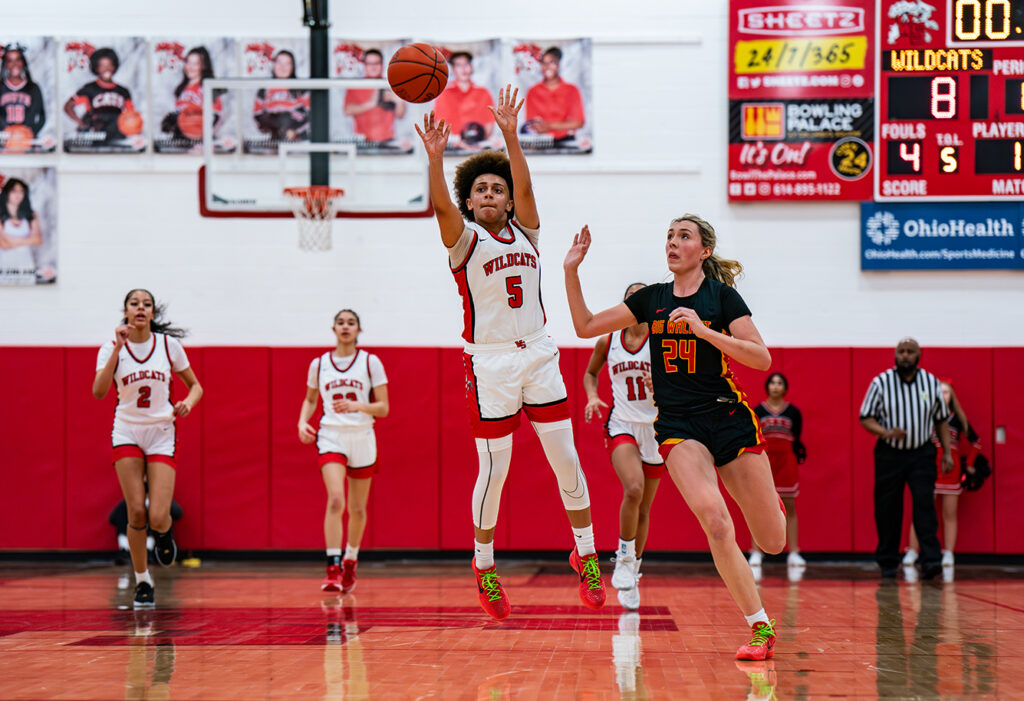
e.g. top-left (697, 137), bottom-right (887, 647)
top-left (135, 570), bottom-right (153, 586)
top-left (326, 548), bottom-right (342, 557)
top-left (573, 525), bottom-right (596, 556)
top-left (117, 534), bottom-right (130, 551)
top-left (745, 608), bottom-right (770, 627)
top-left (474, 540), bottom-right (494, 569)
top-left (344, 545), bottom-right (360, 561)
top-left (618, 538), bottom-right (636, 559)
top-left (635, 557), bottom-right (642, 575)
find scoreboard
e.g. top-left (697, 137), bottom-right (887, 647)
top-left (876, 0), bottom-right (1024, 200)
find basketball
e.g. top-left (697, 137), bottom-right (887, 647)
top-left (387, 43), bottom-right (448, 104)
top-left (2, 124), bottom-right (34, 153)
top-left (117, 110), bottom-right (143, 136)
top-left (177, 106), bottom-right (204, 140)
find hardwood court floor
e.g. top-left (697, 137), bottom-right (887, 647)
top-left (0, 558), bottom-right (1021, 700)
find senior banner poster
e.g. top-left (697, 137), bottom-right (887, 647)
top-left (61, 38), bottom-right (147, 153)
top-left (241, 38), bottom-right (310, 154)
top-left (0, 38), bottom-right (57, 153)
top-left (427, 39), bottom-right (502, 156)
top-left (727, 1), bottom-right (875, 201)
top-left (0, 167), bottom-right (57, 286)
top-left (331, 39), bottom-right (414, 155)
top-left (151, 38), bottom-right (237, 154)
top-left (509, 38), bottom-right (592, 154)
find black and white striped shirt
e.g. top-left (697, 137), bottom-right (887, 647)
top-left (859, 368), bottom-right (950, 450)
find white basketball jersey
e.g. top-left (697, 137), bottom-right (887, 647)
top-left (312, 350), bottom-right (386, 429)
top-left (97, 333), bottom-right (188, 425)
top-left (450, 220), bottom-right (546, 344)
top-left (607, 330), bottom-right (656, 424)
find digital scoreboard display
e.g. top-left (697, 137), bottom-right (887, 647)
top-left (876, 0), bottom-right (1024, 199)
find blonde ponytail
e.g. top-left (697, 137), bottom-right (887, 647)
top-left (671, 213), bottom-right (744, 287)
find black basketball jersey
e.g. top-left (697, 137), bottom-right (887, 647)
top-left (74, 80), bottom-right (133, 133)
top-left (624, 278), bottom-right (752, 414)
top-left (754, 402), bottom-right (803, 443)
top-left (0, 80), bottom-right (45, 134)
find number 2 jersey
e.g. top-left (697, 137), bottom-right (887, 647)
top-left (96, 333), bottom-right (190, 424)
top-left (448, 220), bottom-right (546, 344)
top-left (623, 278), bottom-right (753, 415)
top-left (307, 349), bottom-right (387, 429)
top-left (606, 329), bottom-right (656, 424)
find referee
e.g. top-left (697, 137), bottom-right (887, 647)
top-left (859, 338), bottom-right (953, 579)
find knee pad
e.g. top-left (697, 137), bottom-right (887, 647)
top-left (534, 420), bottom-right (591, 511)
top-left (472, 435), bottom-right (513, 529)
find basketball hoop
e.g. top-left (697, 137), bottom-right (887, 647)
top-left (284, 186), bottom-right (344, 251)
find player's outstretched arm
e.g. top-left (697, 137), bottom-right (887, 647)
top-left (564, 225), bottom-right (637, 338)
top-left (489, 85), bottom-right (537, 230)
top-left (414, 111), bottom-right (464, 247)
top-left (582, 334), bottom-right (610, 422)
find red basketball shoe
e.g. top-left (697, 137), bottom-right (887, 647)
top-left (472, 560), bottom-right (511, 620)
top-left (569, 547), bottom-right (607, 609)
top-left (321, 564), bottom-right (342, 592)
top-left (341, 559), bottom-right (358, 594)
top-left (736, 619), bottom-right (777, 660)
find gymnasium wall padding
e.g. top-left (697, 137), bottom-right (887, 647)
top-left (0, 345), bottom-right (1018, 553)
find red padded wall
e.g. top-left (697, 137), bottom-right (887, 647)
top-left (0, 345), bottom-right (1018, 553)
top-left (199, 348), bottom-right (270, 549)
top-left (993, 349), bottom-right (1024, 553)
top-left (0, 348), bottom-right (65, 548)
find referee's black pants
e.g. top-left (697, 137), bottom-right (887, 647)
top-left (873, 441), bottom-right (941, 571)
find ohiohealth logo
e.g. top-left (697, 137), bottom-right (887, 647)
top-left (866, 211), bottom-right (900, 245)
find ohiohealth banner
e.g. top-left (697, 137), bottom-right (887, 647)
top-left (861, 202), bottom-right (1024, 270)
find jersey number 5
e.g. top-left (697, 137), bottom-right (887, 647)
top-left (662, 339), bottom-right (696, 373)
top-left (505, 276), bottom-right (523, 308)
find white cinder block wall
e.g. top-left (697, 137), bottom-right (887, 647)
top-left (2, 0), bottom-right (1021, 347)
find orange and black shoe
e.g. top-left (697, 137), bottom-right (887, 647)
top-left (321, 564), bottom-right (342, 593)
top-left (569, 547), bottom-right (606, 609)
top-left (736, 619), bottom-right (777, 660)
top-left (472, 560), bottom-right (511, 620)
top-left (341, 559), bottom-right (358, 594)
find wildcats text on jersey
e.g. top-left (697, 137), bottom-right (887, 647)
top-left (121, 369), bottom-right (168, 385)
top-left (610, 359), bottom-right (651, 376)
top-left (325, 377), bottom-right (364, 391)
top-left (482, 251), bottom-right (538, 276)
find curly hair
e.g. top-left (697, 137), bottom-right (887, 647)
top-left (89, 47), bottom-right (120, 75)
top-left (453, 151), bottom-right (514, 221)
top-left (670, 213), bottom-right (743, 287)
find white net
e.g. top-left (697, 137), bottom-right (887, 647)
top-left (284, 186), bottom-right (344, 252)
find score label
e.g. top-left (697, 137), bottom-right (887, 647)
top-left (876, 0), bottom-right (1024, 199)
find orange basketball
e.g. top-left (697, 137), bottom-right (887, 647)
top-left (177, 106), bottom-right (204, 140)
top-left (387, 43), bottom-right (448, 104)
top-left (117, 110), bottom-right (143, 136)
top-left (2, 124), bottom-right (34, 153)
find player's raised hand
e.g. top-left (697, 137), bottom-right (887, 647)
top-left (488, 84), bottom-right (523, 134)
top-left (564, 225), bottom-right (592, 271)
top-left (298, 421), bottom-right (317, 444)
top-left (414, 110), bottom-right (450, 159)
top-left (114, 324), bottom-right (132, 349)
top-left (584, 396), bottom-right (609, 423)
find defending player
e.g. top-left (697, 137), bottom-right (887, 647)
top-left (298, 310), bottom-right (389, 594)
top-left (92, 289), bottom-right (203, 609)
top-left (582, 282), bottom-right (663, 611)
top-left (63, 47), bottom-right (135, 142)
top-left (564, 216), bottom-right (786, 661)
top-left (415, 85), bottom-right (605, 620)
